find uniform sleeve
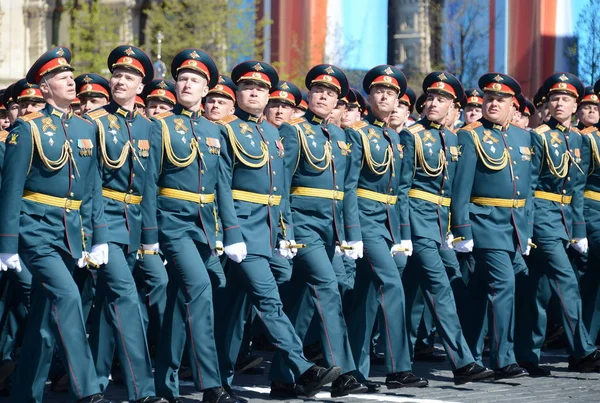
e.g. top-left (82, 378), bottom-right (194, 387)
top-left (0, 121), bottom-right (33, 253)
top-left (398, 129), bottom-right (414, 240)
top-left (343, 127), bottom-right (362, 242)
top-left (140, 121), bottom-right (161, 245)
top-left (450, 129), bottom-right (476, 241)
top-left (216, 127), bottom-right (243, 246)
top-left (571, 133), bottom-right (590, 239)
top-left (528, 130), bottom-right (543, 239)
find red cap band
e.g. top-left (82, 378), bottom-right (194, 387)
top-left (270, 90), bottom-right (297, 105)
top-left (17, 87), bottom-right (43, 101)
top-left (177, 60), bottom-right (210, 82)
top-left (239, 71), bottom-right (271, 87)
top-left (311, 74), bottom-right (341, 92)
top-left (135, 96), bottom-right (145, 107)
top-left (483, 82), bottom-right (515, 95)
top-left (208, 84), bottom-right (236, 101)
top-left (147, 89), bottom-right (176, 104)
top-left (35, 57), bottom-right (71, 83)
top-left (548, 82), bottom-right (578, 97)
top-left (371, 75), bottom-right (400, 91)
top-left (113, 56), bottom-right (145, 77)
top-left (427, 81), bottom-right (456, 97)
top-left (78, 83), bottom-right (109, 99)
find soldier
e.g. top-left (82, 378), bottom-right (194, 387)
top-left (0, 46), bottom-right (110, 403)
top-left (576, 86), bottom-right (599, 129)
top-left (388, 86), bottom-right (415, 132)
top-left (463, 88), bottom-right (483, 125)
top-left (84, 45), bottom-right (167, 403)
top-left (516, 73), bottom-right (600, 374)
top-left (327, 95), bottom-right (347, 127)
top-left (12, 79), bottom-right (45, 116)
top-left (142, 79), bottom-right (176, 118)
top-left (340, 88), bottom-right (367, 129)
top-left (204, 75), bottom-right (237, 122)
top-left (400, 71), bottom-right (494, 384)
top-left (0, 90), bottom-right (9, 129)
top-left (511, 94), bottom-right (534, 130)
top-left (265, 81), bottom-right (302, 128)
top-left (451, 72), bottom-right (530, 378)
top-left (71, 98), bottom-right (82, 115)
top-left (343, 64), bottom-right (430, 391)
top-left (529, 87), bottom-right (550, 128)
top-left (2, 84), bottom-right (19, 127)
top-left (135, 96), bottom-right (147, 117)
top-left (292, 91), bottom-right (309, 119)
top-left (214, 60), bottom-right (341, 399)
top-left (75, 73), bottom-right (111, 115)
top-left (268, 64), bottom-right (367, 397)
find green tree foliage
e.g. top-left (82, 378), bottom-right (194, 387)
top-left (571, 0), bottom-right (600, 85)
top-left (144, 0), bottom-right (269, 76)
top-left (67, 0), bottom-right (124, 74)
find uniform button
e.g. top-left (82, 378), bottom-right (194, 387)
top-left (515, 176), bottom-right (519, 180)
top-left (201, 186), bottom-right (205, 191)
top-left (334, 170), bottom-right (337, 173)
top-left (509, 147), bottom-right (513, 150)
top-left (567, 176), bottom-right (571, 181)
top-left (332, 155), bottom-right (335, 159)
top-left (132, 139), bottom-right (136, 143)
top-left (442, 133), bottom-right (445, 136)
top-left (273, 187), bottom-right (277, 191)
top-left (128, 122), bottom-right (132, 126)
top-left (513, 160), bottom-right (517, 165)
top-left (266, 141), bottom-right (270, 145)
top-left (129, 189), bottom-right (134, 194)
top-left (65, 124), bottom-right (69, 127)
top-left (441, 190), bottom-right (445, 195)
top-left (392, 173), bottom-right (395, 177)
top-left (71, 175), bottom-right (75, 179)
top-left (132, 173), bottom-right (136, 178)
top-left (200, 153), bottom-right (204, 157)
top-left (193, 122), bottom-right (197, 125)
top-left (336, 185), bottom-right (340, 189)
top-left (504, 133), bottom-right (508, 137)
top-left (272, 171), bottom-right (276, 175)
top-left (517, 191), bottom-right (521, 195)
top-left (270, 156), bottom-right (274, 160)
top-left (70, 192), bottom-right (74, 197)
top-left (201, 170), bottom-right (205, 174)
top-left (562, 189), bottom-right (567, 194)
top-left (69, 139), bottom-right (73, 143)
top-left (444, 176), bottom-right (448, 180)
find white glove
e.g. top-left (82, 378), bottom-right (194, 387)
top-left (523, 238), bottom-right (532, 256)
top-left (277, 240), bottom-right (298, 260)
top-left (212, 240), bottom-right (224, 257)
top-left (390, 244), bottom-right (404, 256)
top-left (441, 234), bottom-right (454, 251)
top-left (224, 242), bottom-right (247, 263)
top-left (89, 243), bottom-right (109, 266)
top-left (345, 240), bottom-right (364, 260)
top-left (335, 241), bottom-right (347, 256)
top-left (0, 254), bottom-right (22, 273)
top-left (454, 239), bottom-right (474, 253)
top-left (400, 240), bottom-right (413, 256)
top-left (77, 252), bottom-right (89, 268)
top-left (571, 238), bottom-right (589, 254)
top-left (142, 243), bottom-right (160, 253)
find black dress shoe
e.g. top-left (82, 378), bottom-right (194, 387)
top-left (568, 349), bottom-right (600, 372)
top-left (224, 385), bottom-right (247, 403)
top-left (202, 387), bottom-right (237, 403)
top-left (168, 399), bottom-right (183, 403)
top-left (135, 398), bottom-right (169, 403)
top-left (270, 382), bottom-right (297, 399)
top-left (519, 361), bottom-right (551, 377)
top-left (414, 346), bottom-right (447, 362)
top-left (330, 373), bottom-right (368, 397)
top-left (234, 354), bottom-right (263, 375)
top-left (303, 342), bottom-right (323, 362)
top-left (296, 365), bottom-right (342, 397)
top-left (494, 364), bottom-right (527, 379)
top-left (364, 380), bottom-right (381, 393)
top-left (77, 394), bottom-right (114, 403)
top-left (453, 362), bottom-right (495, 385)
top-left (385, 372), bottom-right (428, 388)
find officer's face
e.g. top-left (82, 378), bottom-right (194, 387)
top-left (463, 105), bottom-right (482, 124)
top-left (511, 110), bottom-right (528, 129)
top-left (368, 86), bottom-right (399, 118)
top-left (145, 99), bottom-right (173, 117)
top-left (40, 70), bottom-right (76, 105)
top-left (110, 68), bottom-right (144, 105)
top-left (176, 70), bottom-right (209, 108)
top-left (0, 110), bottom-right (9, 129)
top-left (327, 101), bottom-right (347, 126)
top-left (443, 102), bottom-right (459, 127)
top-left (308, 85), bottom-right (338, 118)
top-left (482, 92), bottom-right (512, 125)
top-left (204, 94), bottom-right (235, 121)
top-left (341, 105), bottom-right (363, 129)
top-left (237, 81), bottom-right (270, 115)
top-left (425, 92), bottom-right (452, 123)
top-left (577, 103), bottom-right (599, 127)
top-left (266, 100), bottom-right (294, 127)
top-left (80, 95), bottom-right (108, 115)
top-left (18, 100), bottom-right (46, 116)
top-left (548, 93), bottom-right (577, 124)
top-left (6, 103), bottom-right (19, 124)
top-left (388, 103), bottom-right (410, 130)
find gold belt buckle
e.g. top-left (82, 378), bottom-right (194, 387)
top-left (561, 195), bottom-right (569, 204)
top-left (124, 193), bottom-right (133, 204)
top-left (268, 194), bottom-right (275, 206)
top-left (387, 195), bottom-right (394, 204)
top-left (332, 190), bottom-right (339, 200)
top-left (199, 194), bottom-right (206, 204)
top-left (64, 198), bottom-right (72, 212)
top-left (512, 199), bottom-right (519, 208)
top-left (438, 196), bottom-right (445, 206)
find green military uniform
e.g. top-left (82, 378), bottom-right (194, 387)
top-left (84, 46), bottom-right (164, 402)
top-left (451, 73), bottom-right (530, 374)
top-left (516, 73), bottom-right (599, 371)
top-left (1, 47), bottom-right (110, 403)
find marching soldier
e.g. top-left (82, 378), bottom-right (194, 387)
top-left (576, 86), bottom-right (599, 129)
top-left (344, 64), bottom-right (429, 390)
top-left (204, 75), bottom-right (236, 122)
top-left (388, 86), bottom-right (415, 132)
top-left (12, 79), bottom-right (45, 116)
top-left (0, 46), bottom-right (110, 403)
top-left (516, 73), bottom-right (600, 374)
top-left (142, 79), bottom-right (176, 118)
top-left (265, 80), bottom-right (302, 128)
top-left (400, 71), bottom-right (494, 384)
top-left (463, 88), bottom-right (483, 125)
top-left (84, 45), bottom-right (166, 403)
top-left (340, 88), bottom-right (367, 129)
top-left (269, 64), bottom-right (367, 397)
top-left (214, 60), bottom-right (341, 399)
top-left (451, 73), bottom-right (529, 378)
top-left (75, 73), bottom-right (111, 115)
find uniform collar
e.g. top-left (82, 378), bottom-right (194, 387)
top-left (547, 117), bottom-right (569, 132)
top-left (366, 112), bottom-right (386, 128)
top-left (304, 110), bottom-right (325, 125)
top-left (235, 107), bottom-right (262, 123)
top-left (174, 104), bottom-right (201, 119)
top-left (480, 117), bottom-right (506, 132)
top-left (106, 100), bottom-right (136, 119)
top-left (45, 104), bottom-right (73, 121)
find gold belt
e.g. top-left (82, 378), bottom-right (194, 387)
top-left (291, 186), bottom-right (344, 200)
top-left (102, 188), bottom-right (143, 204)
top-left (232, 189), bottom-right (281, 206)
top-left (158, 187), bottom-right (215, 204)
top-left (584, 189), bottom-right (600, 202)
top-left (471, 196), bottom-right (526, 208)
top-left (22, 190), bottom-right (82, 211)
top-left (534, 190), bottom-right (572, 204)
top-left (357, 188), bottom-right (397, 205)
top-left (408, 189), bottom-right (451, 207)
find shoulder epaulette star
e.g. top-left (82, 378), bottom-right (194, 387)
top-left (349, 120), bottom-right (368, 130)
top-left (87, 109), bottom-right (109, 120)
top-left (19, 111), bottom-right (44, 122)
top-left (461, 121), bottom-right (482, 131)
top-left (288, 117), bottom-right (306, 126)
top-left (0, 130), bottom-right (8, 143)
top-left (408, 123), bottom-right (424, 134)
top-left (216, 114), bottom-right (237, 125)
top-left (581, 126), bottom-right (598, 135)
top-left (153, 111), bottom-right (173, 120)
top-left (533, 124), bottom-right (550, 134)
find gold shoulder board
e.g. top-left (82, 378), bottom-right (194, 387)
top-left (581, 126), bottom-right (598, 135)
top-left (461, 121), bottom-right (483, 131)
top-left (87, 109), bottom-right (109, 120)
top-left (0, 130), bottom-right (8, 142)
top-left (287, 117), bottom-right (306, 126)
top-left (216, 114), bottom-right (238, 125)
top-left (19, 111), bottom-right (44, 122)
top-left (408, 123), bottom-right (424, 134)
top-left (533, 124), bottom-right (550, 134)
top-left (153, 111), bottom-right (173, 120)
top-left (349, 120), bottom-right (368, 130)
